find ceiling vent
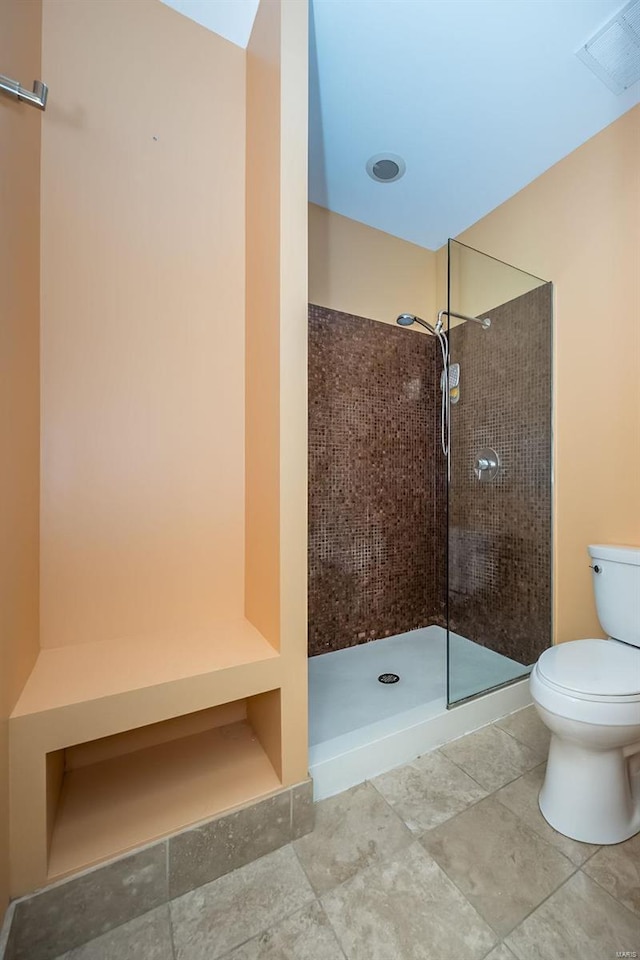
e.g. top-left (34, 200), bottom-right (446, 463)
top-left (366, 154), bottom-right (406, 183)
top-left (576, 0), bottom-right (640, 94)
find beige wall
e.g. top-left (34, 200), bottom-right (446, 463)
top-left (278, 0), bottom-right (309, 783)
top-left (0, 0), bottom-right (42, 921)
top-left (246, 0), bottom-right (309, 784)
top-left (455, 106), bottom-right (640, 643)
top-left (39, 0), bottom-right (247, 648)
top-left (309, 203), bottom-right (436, 326)
top-left (446, 239), bottom-right (547, 320)
top-left (246, 0), bottom-right (281, 648)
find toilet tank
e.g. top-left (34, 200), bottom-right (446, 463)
top-left (588, 544), bottom-right (640, 647)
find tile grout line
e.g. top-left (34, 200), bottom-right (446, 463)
top-left (210, 893), bottom-right (320, 960)
top-left (46, 845), bottom-right (172, 960)
top-left (290, 838), bottom-right (325, 898)
top-left (291, 783), bottom-right (414, 903)
top-left (428, 837), bottom-right (582, 948)
top-left (166, 840), bottom-right (177, 960)
top-left (167, 907), bottom-right (178, 960)
top-left (289, 785), bottom-right (294, 836)
top-left (488, 790), bottom-right (599, 868)
top-left (312, 899), bottom-right (349, 960)
top-left (436, 741), bottom-right (539, 794)
top-left (492, 713), bottom-right (550, 756)
top-left (363, 776), bottom-right (426, 834)
top-left (500, 863), bottom-right (585, 950)
top-left (367, 762), bottom-right (492, 833)
top-left (450, 789), bottom-right (579, 884)
top-left (575, 859), bottom-right (640, 920)
top-left (50, 902), bottom-right (174, 960)
top-left (0, 901), bottom-right (15, 960)
top-left (479, 939), bottom-right (511, 960)
top-left (411, 838), bottom-right (504, 944)
top-left (289, 837), bottom-right (355, 960)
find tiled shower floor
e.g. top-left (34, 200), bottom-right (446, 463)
top-left (308, 625), bottom-right (528, 746)
top-left (45, 707), bottom-right (640, 960)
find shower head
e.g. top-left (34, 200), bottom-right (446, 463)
top-left (396, 313), bottom-right (439, 335)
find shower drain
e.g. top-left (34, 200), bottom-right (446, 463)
top-left (378, 673), bottom-right (400, 684)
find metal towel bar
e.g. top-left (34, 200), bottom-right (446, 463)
top-left (0, 73), bottom-right (48, 110)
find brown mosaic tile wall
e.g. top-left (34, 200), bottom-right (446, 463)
top-left (308, 304), bottom-right (443, 657)
top-left (448, 282), bottom-right (553, 665)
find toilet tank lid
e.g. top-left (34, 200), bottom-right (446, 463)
top-left (588, 544), bottom-right (640, 566)
top-left (538, 639), bottom-right (640, 697)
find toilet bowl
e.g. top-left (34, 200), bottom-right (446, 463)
top-left (530, 544), bottom-right (640, 845)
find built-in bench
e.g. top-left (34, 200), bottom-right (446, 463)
top-left (10, 620), bottom-right (290, 896)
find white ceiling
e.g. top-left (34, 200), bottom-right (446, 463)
top-left (161, 0), bottom-right (639, 250)
top-left (159, 0), bottom-right (259, 48)
top-left (309, 0), bottom-right (640, 249)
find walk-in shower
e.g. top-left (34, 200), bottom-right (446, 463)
top-left (308, 239), bottom-right (553, 799)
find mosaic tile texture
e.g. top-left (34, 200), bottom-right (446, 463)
top-left (308, 304), bottom-right (442, 656)
top-left (448, 283), bottom-right (553, 666)
top-left (308, 284), bottom-right (552, 667)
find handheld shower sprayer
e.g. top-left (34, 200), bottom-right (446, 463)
top-left (396, 313), bottom-right (443, 334)
top-left (395, 308), bottom-right (490, 460)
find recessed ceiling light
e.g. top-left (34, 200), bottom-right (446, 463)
top-left (366, 153), bottom-right (406, 183)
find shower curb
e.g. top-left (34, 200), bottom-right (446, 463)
top-left (310, 678), bottom-right (532, 800)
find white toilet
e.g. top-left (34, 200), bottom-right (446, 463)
top-left (530, 544), bottom-right (640, 845)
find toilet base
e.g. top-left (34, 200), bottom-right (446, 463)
top-left (539, 733), bottom-right (640, 845)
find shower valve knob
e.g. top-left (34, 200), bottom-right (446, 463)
top-left (474, 447), bottom-right (500, 482)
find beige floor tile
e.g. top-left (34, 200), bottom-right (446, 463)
top-left (483, 945), bottom-right (517, 960)
top-left (372, 750), bottom-right (487, 834)
top-left (421, 795), bottom-right (575, 936)
top-left (495, 765), bottom-right (599, 866)
top-left (494, 706), bottom-right (551, 756)
top-left (224, 902), bottom-right (345, 960)
top-left (506, 871), bottom-right (639, 960)
top-left (169, 845), bottom-right (314, 960)
top-left (582, 831), bottom-right (640, 916)
top-left (293, 781), bottom-right (412, 896)
top-left (321, 842), bottom-right (497, 960)
top-left (440, 724), bottom-right (544, 792)
top-left (56, 907), bottom-right (172, 960)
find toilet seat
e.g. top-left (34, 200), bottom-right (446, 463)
top-left (530, 639), bottom-right (640, 726)
top-left (537, 639), bottom-right (640, 703)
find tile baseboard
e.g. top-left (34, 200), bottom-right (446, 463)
top-left (2, 778), bottom-right (314, 960)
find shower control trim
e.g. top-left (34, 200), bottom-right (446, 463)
top-left (474, 447), bottom-right (500, 482)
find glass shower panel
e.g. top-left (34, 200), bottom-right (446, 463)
top-left (446, 239), bottom-right (553, 706)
